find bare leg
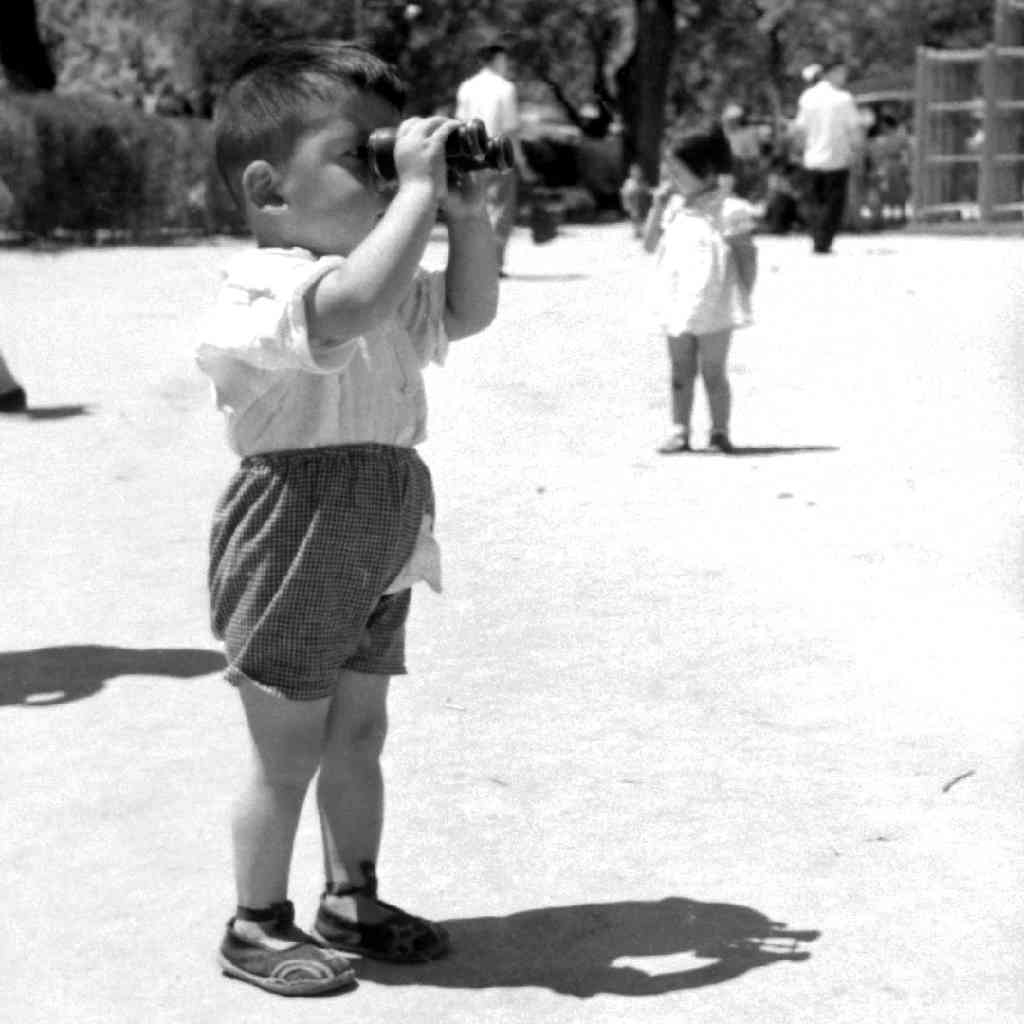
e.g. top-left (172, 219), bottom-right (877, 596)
top-left (667, 333), bottom-right (699, 430)
top-left (231, 680), bottom-right (329, 943)
top-left (317, 670), bottom-right (391, 923)
top-left (697, 329), bottom-right (733, 435)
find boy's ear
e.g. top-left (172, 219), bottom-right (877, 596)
top-left (241, 160), bottom-right (285, 210)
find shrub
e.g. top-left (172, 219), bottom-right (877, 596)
top-left (0, 89), bottom-right (244, 241)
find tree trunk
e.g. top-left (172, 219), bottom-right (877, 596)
top-left (0, 0), bottom-right (56, 91)
top-left (617, 0), bottom-right (676, 183)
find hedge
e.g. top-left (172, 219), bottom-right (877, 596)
top-left (0, 90), bottom-right (246, 241)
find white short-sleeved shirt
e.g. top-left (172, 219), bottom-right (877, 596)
top-left (795, 81), bottom-right (862, 171)
top-left (455, 68), bottom-right (519, 137)
top-left (653, 190), bottom-right (756, 337)
top-left (197, 247), bottom-right (448, 457)
top-left (197, 247), bottom-right (449, 594)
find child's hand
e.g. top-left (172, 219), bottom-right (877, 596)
top-left (443, 168), bottom-right (488, 220)
top-left (652, 182), bottom-right (675, 204)
top-left (393, 116), bottom-right (457, 196)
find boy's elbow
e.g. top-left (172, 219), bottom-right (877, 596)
top-left (446, 301), bottom-right (497, 341)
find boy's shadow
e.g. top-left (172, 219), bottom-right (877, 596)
top-left (356, 897), bottom-right (819, 998)
top-left (0, 645), bottom-right (224, 706)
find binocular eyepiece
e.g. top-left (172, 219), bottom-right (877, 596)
top-left (367, 118), bottom-right (514, 185)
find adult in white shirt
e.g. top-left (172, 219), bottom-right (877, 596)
top-left (455, 42), bottom-right (525, 274)
top-left (792, 57), bottom-right (863, 254)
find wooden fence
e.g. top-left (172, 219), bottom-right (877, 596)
top-left (912, 42), bottom-right (1024, 222)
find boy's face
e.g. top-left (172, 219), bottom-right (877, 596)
top-left (269, 91), bottom-right (401, 256)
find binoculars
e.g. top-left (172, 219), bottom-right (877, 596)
top-left (366, 119), bottom-right (514, 185)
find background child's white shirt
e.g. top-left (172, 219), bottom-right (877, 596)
top-left (653, 191), bottom-right (755, 336)
top-left (196, 246), bottom-right (448, 593)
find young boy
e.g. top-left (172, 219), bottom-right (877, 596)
top-left (197, 40), bottom-right (499, 996)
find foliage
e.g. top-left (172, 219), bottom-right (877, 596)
top-left (0, 88), bottom-right (242, 238)
top-left (667, 0), bottom-right (997, 125)
top-left (5, 0), bottom-right (1005, 235)
top-left (27, 0), bottom-right (1001, 122)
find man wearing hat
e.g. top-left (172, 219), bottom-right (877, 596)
top-left (456, 40), bottom-right (528, 274)
top-left (792, 57), bottom-right (863, 254)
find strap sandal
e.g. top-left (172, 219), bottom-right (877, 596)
top-left (311, 861), bottom-right (450, 963)
top-left (218, 900), bottom-right (356, 997)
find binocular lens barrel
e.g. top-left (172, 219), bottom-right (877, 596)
top-left (367, 119), bottom-right (512, 183)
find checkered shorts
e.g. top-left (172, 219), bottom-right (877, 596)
top-left (208, 444), bottom-right (434, 700)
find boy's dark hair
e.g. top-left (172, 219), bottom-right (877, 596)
top-left (670, 125), bottom-right (734, 180)
top-left (213, 39), bottom-right (407, 208)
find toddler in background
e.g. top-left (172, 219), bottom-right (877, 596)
top-left (643, 127), bottom-right (758, 454)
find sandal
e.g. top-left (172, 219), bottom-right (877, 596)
top-left (311, 861), bottom-right (450, 963)
top-left (218, 900), bottom-right (356, 997)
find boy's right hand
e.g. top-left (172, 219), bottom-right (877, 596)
top-left (392, 116), bottom-right (459, 198)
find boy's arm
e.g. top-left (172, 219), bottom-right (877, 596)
top-left (442, 171), bottom-right (499, 340)
top-left (305, 118), bottom-right (450, 345)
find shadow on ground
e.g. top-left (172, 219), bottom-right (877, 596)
top-left (356, 897), bottom-right (819, 998)
top-left (0, 644), bottom-right (224, 706)
top-left (25, 404), bottom-right (93, 421)
top-left (502, 272), bottom-right (590, 282)
top-left (704, 445), bottom-right (839, 457)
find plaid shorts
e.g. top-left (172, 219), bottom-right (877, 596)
top-left (208, 444), bottom-right (434, 700)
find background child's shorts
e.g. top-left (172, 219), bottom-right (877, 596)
top-left (208, 444), bottom-right (434, 700)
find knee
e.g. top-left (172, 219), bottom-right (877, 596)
top-left (335, 708), bottom-right (389, 759)
top-left (254, 748), bottom-right (321, 792)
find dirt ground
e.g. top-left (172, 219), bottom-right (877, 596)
top-left (1, 223), bottom-right (1022, 1024)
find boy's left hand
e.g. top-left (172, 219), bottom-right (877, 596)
top-left (443, 168), bottom-right (489, 220)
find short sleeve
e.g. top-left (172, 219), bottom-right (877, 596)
top-left (497, 83), bottom-right (519, 135)
top-left (844, 96), bottom-right (863, 137)
top-left (396, 268), bottom-right (449, 368)
top-left (199, 251), bottom-right (360, 376)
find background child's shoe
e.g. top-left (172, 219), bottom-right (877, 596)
top-left (218, 900), bottom-right (356, 997)
top-left (708, 431), bottom-right (735, 454)
top-left (657, 430), bottom-right (691, 454)
top-left (311, 861), bottom-right (450, 962)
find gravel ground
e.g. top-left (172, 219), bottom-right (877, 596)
top-left (1, 223), bottom-right (1022, 1024)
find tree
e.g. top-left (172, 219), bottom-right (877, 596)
top-left (617, 0), bottom-right (677, 180)
top-left (1, 0), bottom-right (57, 91)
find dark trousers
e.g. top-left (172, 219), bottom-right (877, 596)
top-left (806, 168), bottom-right (850, 253)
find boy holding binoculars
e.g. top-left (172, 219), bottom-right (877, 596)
top-left (197, 39), bottom-right (499, 996)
